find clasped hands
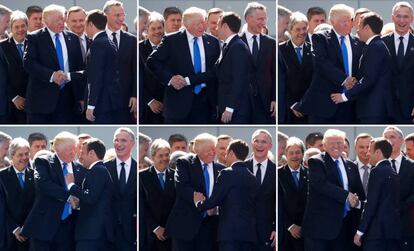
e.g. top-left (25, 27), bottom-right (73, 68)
top-left (194, 191), bottom-right (206, 204)
top-left (347, 192), bottom-right (359, 208)
top-left (170, 75), bottom-right (186, 90)
top-left (330, 76), bottom-right (358, 104)
top-left (64, 173), bottom-right (80, 209)
top-left (52, 70), bottom-right (68, 85)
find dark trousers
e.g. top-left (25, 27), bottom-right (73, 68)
top-left (358, 117), bottom-right (387, 124)
top-left (283, 232), bottom-right (304, 251)
top-left (220, 241), bottom-right (254, 251)
top-left (363, 240), bottom-right (399, 251)
top-left (9, 104), bottom-right (26, 124)
top-left (251, 97), bottom-right (274, 124)
top-left (173, 218), bottom-right (217, 251)
top-left (94, 109), bottom-right (130, 124)
top-left (27, 112), bottom-right (73, 124)
top-left (399, 238), bottom-right (414, 251)
top-left (9, 235), bottom-right (30, 251)
top-left (114, 227), bottom-right (135, 251)
top-left (308, 103), bottom-right (354, 124)
top-left (30, 219), bottom-right (75, 251)
top-left (76, 240), bottom-right (111, 251)
top-left (147, 235), bottom-right (171, 251)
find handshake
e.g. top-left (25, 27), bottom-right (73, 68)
top-left (193, 191), bottom-right (206, 204)
top-left (170, 75), bottom-right (187, 90)
top-left (330, 76), bottom-right (359, 104)
top-left (347, 192), bottom-right (360, 208)
top-left (52, 70), bottom-right (69, 85)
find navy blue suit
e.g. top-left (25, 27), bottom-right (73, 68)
top-left (344, 36), bottom-right (393, 123)
top-left (86, 31), bottom-right (124, 124)
top-left (23, 28), bottom-right (84, 124)
top-left (21, 153), bottom-right (86, 251)
top-left (147, 30), bottom-right (220, 124)
top-left (69, 161), bottom-right (114, 250)
top-left (0, 184), bottom-right (7, 251)
top-left (166, 154), bottom-right (224, 251)
top-left (198, 162), bottom-right (258, 251)
top-left (216, 35), bottom-right (253, 124)
top-left (0, 46), bottom-right (9, 123)
top-left (278, 49), bottom-right (287, 124)
top-left (297, 29), bottom-right (364, 123)
top-left (245, 158), bottom-right (276, 251)
top-left (358, 160), bottom-right (401, 251)
top-left (105, 158), bottom-right (137, 251)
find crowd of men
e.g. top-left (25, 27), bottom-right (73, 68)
top-left (278, 126), bottom-right (414, 251)
top-left (138, 129), bottom-right (276, 251)
top-left (278, 2), bottom-right (414, 124)
top-left (138, 2), bottom-right (276, 124)
top-left (0, 127), bottom-right (137, 251)
top-left (0, 1), bottom-right (137, 124)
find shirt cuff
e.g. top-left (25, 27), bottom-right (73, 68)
top-left (12, 227), bottom-right (20, 234)
top-left (153, 226), bottom-right (160, 233)
top-left (341, 93), bottom-right (348, 102)
top-left (147, 99), bottom-right (155, 106)
top-left (87, 105), bottom-right (95, 110)
top-left (357, 230), bottom-right (364, 236)
top-left (50, 72), bottom-right (54, 83)
top-left (12, 96), bottom-right (19, 102)
top-left (225, 107), bottom-right (234, 113)
top-left (67, 72), bottom-right (71, 82)
top-left (67, 183), bottom-right (75, 191)
top-left (287, 224), bottom-right (295, 231)
top-left (185, 77), bottom-right (190, 85)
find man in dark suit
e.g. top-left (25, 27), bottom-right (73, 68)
top-left (382, 126), bottom-right (414, 251)
top-left (23, 4), bottom-right (84, 124)
top-left (0, 11), bottom-right (28, 124)
top-left (0, 183), bottom-right (6, 251)
top-left (21, 131), bottom-right (86, 251)
top-left (331, 12), bottom-right (392, 123)
top-left (215, 11), bottom-right (252, 124)
top-left (195, 139), bottom-right (257, 251)
top-left (104, 127), bottom-right (137, 251)
top-left (0, 46), bottom-right (8, 124)
top-left (279, 12), bottom-right (313, 124)
top-left (103, 0), bottom-right (137, 123)
top-left (0, 138), bottom-right (35, 251)
top-left (354, 138), bottom-right (401, 251)
top-left (139, 12), bottom-right (165, 124)
top-left (301, 129), bottom-right (361, 251)
top-left (166, 133), bottom-right (225, 251)
top-left (295, 4), bottom-right (364, 123)
top-left (65, 138), bottom-right (114, 250)
top-left (83, 9), bottom-right (123, 124)
top-left (244, 129), bottom-right (276, 251)
top-left (147, 7), bottom-right (220, 124)
top-left (139, 139), bottom-right (175, 251)
top-left (241, 2), bottom-right (276, 124)
top-left (382, 2), bottom-right (414, 123)
top-left (278, 137), bottom-right (308, 251)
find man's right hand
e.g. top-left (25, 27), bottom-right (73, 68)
top-left (170, 75), bottom-right (186, 90)
top-left (288, 224), bottom-right (302, 239)
top-left (52, 70), bottom-right (67, 85)
top-left (154, 227), bottom-right (166, 241)
top-left (13, 96), bottom-right (25, 110)
top-left (193, 191), bottom-right (206, 205)
top-left (149, 100), bottom-right (163, 114)
top-left (14, 227), bottom-right (27, 242)
top-left (343, 76), bottom-right (357, 90)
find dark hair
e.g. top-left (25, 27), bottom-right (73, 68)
top-left (26, 5), bottom-right (42, 18)
top-left (86, 9), bottom-right (107, 30)
top-left (220, 12), bottom-right (241, 34)
top-left (371, 137), bottom-right (392, 159)
top-left (83, 138), bottom-right (106, 160)
top-left (405, 133), bottom-right (414, 143)
top-left (207, 7), bottom-right (223, 19)
top-left (67, 6), bottom-right (86, 18)
top-left (306, 6), bottom-right (326, 20)
top-left (168, 134), bottom-right (187, 146)
top-left (228, 139), bottom-right (249, 161)
top-left (28, 132), bottom-right (47, 146)
top-left (354, 8), bottom-right (370, 19)
top-left (361, 12), bottom-right (383, 35)
top-left (305, 132), bottom-right (323, 148)
top-left (163, 6), bottom-right (182, 20)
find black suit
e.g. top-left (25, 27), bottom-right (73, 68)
top-left (105, 158), bottom-right (137, 251)
top-left (198, 162), bottom-right (258, 251)
top-left (358, 160), bottom-right (401, 251)
top-left (240, 33), bottom-right (276, 124)
top-left (278, 49), bottom-right (287, 123)
top-left (21, 153), bottom-right (86, 251)
top-left (245, 158), bottom-right (276, 251)
top-left (382, 33), bottom-right (414, 123)
top-left (69, 161), bottom-right (114, 250)
top-left (279, 40), bottom-right (313, 124)
top-left (166, 154), bottom-right (224, 251)
top-left (147, 30), bottom-right (220, 124)
top-left (0, 46), bottom-right (9, 123)
top-left (0, 167), bottom-right (35, 251)
top-left (0, 37), bottom-right (28, 124)
top-left (86, 31), bottom-right (124, 124)
top-left (139, 39), bottom-right (164, 124)
top-left (23, 28), bottom-right (84, 124)
top-left (278, 165), bottom-right (308, 251)
top-left (139, 166), bottom-right (175, 251)
top-left (0, 184), bottom-right (7, 251)
top-left (297, 29), bottom-right (364, 123)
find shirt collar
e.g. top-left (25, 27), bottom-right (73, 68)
top-left (394, 31), bottom-right (410, 42)
top-left (389, 153), bottom-right (403, 163)
top-left (89, 160), bottom-right (101, 169)
top-left (13, 166), bottom-right (26, 174)
top-left (13, 37), bottom-right (24, 45)
top-left (291, 40), bottom-right (304, 48)
top-left (154, 166), bottom-right (166, 175)
top-left (333, 28), bottom-right (348, 42)
top-left (366, 35), bottom-right (379, 45)
top-left (116, 156), bottom-right (132, 167)
top-left (245, 30), bottom-right (260, 41)
top-left (357, 159), bottom-right (371, 169)
top-left (92, 30), bottom-right (104, 41)
top-left (253, 157), bottom-right (268, 168)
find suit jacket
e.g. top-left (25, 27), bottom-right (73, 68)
top-left (147, 30), bottom-right (220, 120)
top-left (216, 35), bottom-right (253, 123)
top-left (278, 165), bottom-right (308, 231)
top-left (279, 40), bottom-right (313, 123)
top-left (104, 158), bottom-right (137, 243)
top-left (245, 158), bottom-right (276, 247)
top-left (382, 33), bottom-right (414, 123)
top-left (198, 161), bottom-right (258, 242)
top-left (301, 153), bottom-right (361, 240)
top-left (298, 29), bottom-right (364, 118)
top-left (0, 166), bottom-right (35, 238)
top-left (21, 153), bottom-right (86, 240)
top-left (23, 28), bottom-right (84, 115)
top-left (240, 33), bottom-right (276, 123)
top-left (349, 161), bottom-right (367, 241)
top-left (398, 156), bottom-right (414, 238)
top-left (0, 184), bottom-right (7, 249)
top-left (166, 154), bottom-right (224, 240)
top-left (0, 47), bottom-right (8, 116)
top-left (86, 31), bottom-right (123, 114)
top-left (344, 36), bottom-right (393, 120)
top-left (139, 166), bottom-right (175, 245)
top-left (278, 48), bottom-right (287, 123)
top-left (358, 160), bottom-right (401, 240)
top-left (69, 161), bottom-right (114, 241)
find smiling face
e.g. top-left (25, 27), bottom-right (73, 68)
top-left (12, 146), bottom-right (30, 171)
top-left (286, 144), bottom-right (303, 170)
top-left (195, 142), bottom-right (216, 164)
top-left (66, 10), bottom-right (86, 36)
top-left (355, 137), bottom-right (371, 164)
top-left (147, 20), bottom-right (164, 45)
top-left (11, 19), bottom-right (28, 43)
top-left (44, 11), bottom-right (65, 33)
top-left (290, 21), bottom-right (307, 46)
top-left (106, 5), bottom-right (125, 31)
top-left (114, 131), bottom-right (134, 161)
top-left (252, 132), bottom-right (272, 162)
top-left (152, 147), bottom-right (170, 172)
top-left (392, 6), bottom-right (413, 36)
top-left (331, 14), bottom-right (353, 36)
top-left (323, 136), bottom-right (345, 159)
top-left (184, 14), bottom-right (205, 37)
top-left (246, 8), bottom-right (267, 34)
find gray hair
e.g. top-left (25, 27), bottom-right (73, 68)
top-left (252, 129), bottom-right (273, 144)
top-left (114, 127), bottom-right (136, 143)
top-left (244, 2), bottom-right (266, 20)
top-left (103, 0), bottom-right (123, 14)
top-left (278, 131), bottom-right (289, 143)
top-left (0, 5), bottom-right (12, 19)
top-left (150, 138), bottom-right (170, 157)
top-left (383, 126), bottom-right (404, 138)
top-left (139, 6), bottom-right (150, 18)
top-left (278, 5), bottom-right (292, 19)
top-left (139, 133), bottom-right (152, 146)
top-left (169, 150), bottom-right (187, 169)
top-left (9, 137), bottom-right (30, 158)
top-left (288, 11), bottom-right (308, 31)
top-left (0, 131), bottom-right (12, 146)
top-left (303, 147), bottom-right (321, 164)
top-left (148, 11), bottom-right (165, 27)
top-left (10, 10), bottom-right (28, 28)
top-left (392, 1), bottom-right (413, 15)
top-left (286, 137), bottom-right (305, 153)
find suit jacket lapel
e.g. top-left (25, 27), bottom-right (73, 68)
top-left (182, 30), bottom-right (196, 74)
top-left (323, 153), bottom-right (342, 187)
top-left (43, 28), bottom-right (60, 67)
top-left (52, 155), bottom-right (66, 188)
top-left (8, 167), bottom-right (23, 192)
top-left (329, 30), bottom-right (344, 69)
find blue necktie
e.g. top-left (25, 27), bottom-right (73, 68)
top-left (55, 33), bottom-right (66, 89)
top-left (397, 36), bottom-right (404, 69)
top-left (252, 35), bottom-right (259, 64)
top-left (158, 172), bottom-right (165, 190)
top-left (17, 172), bottom-right (24, 189)
top-left (340, 36), bottom-right (349, 76)
top-left (61, 162), bottom-right (71, 220)
top-left (335, 159), bottom-right (350, 217)
top-left (295, 47), bottom-right (302, 64)
top-left (291, 170), bottom-right (299, 188)
top-left (193, 37), bottom-right (205, 94)
top-left (16, 43), bottom-right (24, 59)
